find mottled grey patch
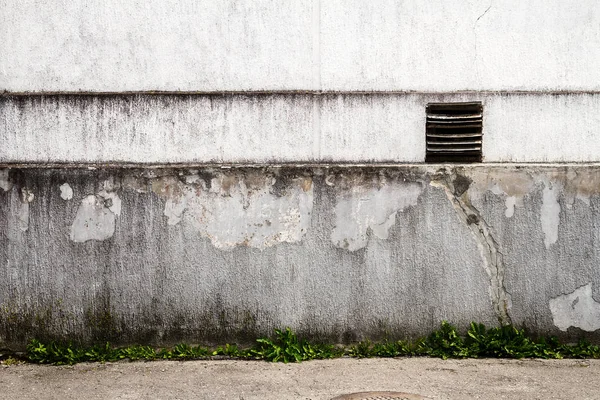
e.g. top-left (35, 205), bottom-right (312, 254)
top-left (59, 183), bottom-right (73, 200)
top-left (70, 195), bottom-right (116, 242)
top-left (541, 181), bottom-right (561, 249)
top-left (331, 181), bottom-right (423, 251)
top-left (0, 169), bottom-right (12, 192)
top-left (153, 172), bottom-right (313, 249)
top-left (550, 283), bottom-right (600, 332)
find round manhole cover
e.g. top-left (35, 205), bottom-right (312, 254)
top-left (331, 391), bottom-right (427, 400)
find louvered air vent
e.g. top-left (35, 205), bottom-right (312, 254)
top-left (426, 102), bottom-right (483, 163)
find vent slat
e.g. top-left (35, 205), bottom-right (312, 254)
top-left (427, 133), bottom-right (482, 139)
top-left (427, 141), bottom-right (482, 146)
top-left (427, 114), bottom-right (482, 120)
top-left (426, 102), bottom-right (483, 163)
top-left (427, 123), bottom-right (482, 129)
top-left (426, 119), bottom-right (482, 124)
top-left (427, 121), bottom-right (482, 126)
top-left (426, 102), bottom-right (482, 113)
top-left (426, 147), bottom-right (482, 152)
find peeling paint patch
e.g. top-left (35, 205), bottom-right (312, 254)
top-left (467, 169), bottom-right (535, 199)
top-left (551, 167), bottom-right (600, 208)
top-left (487, 185), bottom-right (516, 218)
top-left (21, 188), bottom-right (35, 203)
top-left (575, 192), bottom-right (591, 207)
top-left (16, 202), bottom-right (29, 232)
top-left (550, 283), bottom-right (600, 332)
top-left (70, 195), bottom-right (116, 242)
top-left (489, 184), bottom-right (504, 196)
top-left (466, 169), bottom-right (536, 218)
top-left (0, 170), bottom-right (12, 192)
top-left (164, 190), bottom-right (189, 225)
top-left (154, 172), bottom-right (313, 249)
top-left (98, 191), bottom-right (121, 216)
top-left (504, 196), bottom-right (516, 218)
top-left (15, 188), bottom-right (35, 232)
top-left (97, 179), bottom-right (122, 216)
top-left (59, 183), bottom-right (73, 200)
top-left (541, 182), bottom-right (561, 249)
top-left (331, 182), bottom-right (422, 251)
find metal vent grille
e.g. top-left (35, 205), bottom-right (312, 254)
top-left (426, 102), bottom-right (483, 163)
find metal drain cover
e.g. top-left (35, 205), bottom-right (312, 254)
top-left (331, 391), bottom-right (426, 400)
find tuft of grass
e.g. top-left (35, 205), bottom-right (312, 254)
top-left (561, 339), bottom-right (600, 359)
top-left (423, 320), bottom-right (469, 359)
top-left (21, 322), bottom-right (600, 365)
top-left (248, 327), bottom-right (341, 363)
top-left (347, 339), bottom-right (373, 358)
top-left (213, 343), bottom-right (241, 357)
top-left (372, 339), bottom-right (415, 357)
top-left (1, 356), bottom-right (23, 366)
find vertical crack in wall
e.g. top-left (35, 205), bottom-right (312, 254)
top-left (434, 171), bottom-right (512, 325)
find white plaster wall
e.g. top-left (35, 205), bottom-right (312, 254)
top-left (483, 94), bottom-right (600, 162)
top-left (0, 0), bottom-right (315, 92)
top-left (2, 0), bottom-right (600, 92)
top-left (321, 0), bottom-right (600, 92)
top-left (2, 93), bottom-right (600, 163)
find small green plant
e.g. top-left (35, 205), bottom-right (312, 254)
top-left (26, 339), bottom-right (51, 363)
top-left (423, 321), bottom-right (469, 359)
top-left (304, 342), bottom-right (343, 360)
top-left (246, 327), bottom-right (340, 362)
top-left (20, 322), bottom-right (600, 365)
top-left (121, 345), bottom-right (157, 361)
top-left (348, 340), bottom-right (373, 358)
top-left (213, 343), bottom-right (241, 357)
top-left (250, 327), bottom-right (314, 363)
top-left (172, 344), bottom-right (211, 359)
top-left (371, 339), bottom-right (413, 357)
top-left (463, 322), bottom-right (564, 359)
top-left (26, 339), bottom-right (86, 365)
top-left (1, 356), bottom-right (22, 366)
top-left (560, 339), bottom-right (600, 359)
top-left (84, 342), bottom-right (121, 362)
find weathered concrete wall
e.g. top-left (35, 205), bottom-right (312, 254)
top-left (2, 165), bottom-right (600, 349)
top-left (3, 93), bottom-right (600, 164)
top-left (2, 0), bottom-right (599, 92)
top-left (3, 0), bottom-right (599, 350)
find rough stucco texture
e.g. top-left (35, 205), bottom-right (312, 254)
top-left (3, 93), bottom-right (600, 164)
top-left (2, 166), bottom-right (600, 349)
top-left (2, 0), bottom-right (600, 92)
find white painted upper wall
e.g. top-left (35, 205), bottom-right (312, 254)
top-left (2, 0), bottom-right (600, 92)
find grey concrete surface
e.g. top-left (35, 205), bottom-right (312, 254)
top-left (1, 358), bottom-right (599, 399)
top-left (2, 165), bottom-right (600, 348)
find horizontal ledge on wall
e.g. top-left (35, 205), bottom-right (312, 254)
top-left (4, 162), bottom-right (600, 170)
top-left (6, 90), bottom-right (600, 96)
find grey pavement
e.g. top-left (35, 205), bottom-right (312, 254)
top-left (1, 358), bottom-right (599, 399)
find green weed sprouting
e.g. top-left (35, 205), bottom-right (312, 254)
top-left (248, 327), bottom-right (341, 363)
top-left (17, 322), bottom-right (600, 366)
